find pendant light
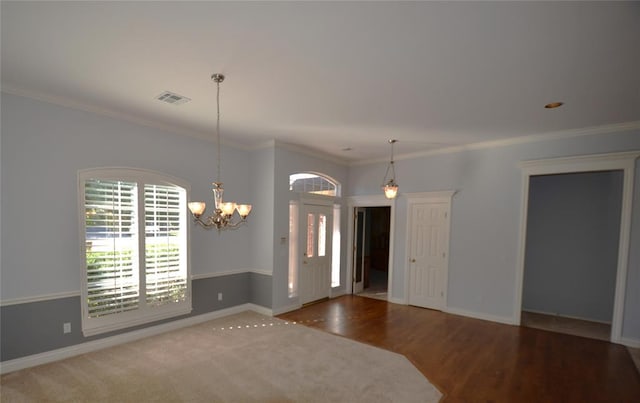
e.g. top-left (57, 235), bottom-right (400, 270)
top-left (382, 139), bottom-right (399, 199)
top-left (187, 73), bottom-right (252, 230)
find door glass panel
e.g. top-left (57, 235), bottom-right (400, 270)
top-left (306, 213), bottom-right (315, 258)
top-left (318, 214), bottom-right (326, 257)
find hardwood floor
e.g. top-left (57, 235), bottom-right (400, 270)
top-left (278, 295), bottom-right (640, 402)
top-left (521, 311), bottom-right (611, 342)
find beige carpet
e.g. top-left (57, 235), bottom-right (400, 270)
top-left (1, 311), bottom-right (441, 402)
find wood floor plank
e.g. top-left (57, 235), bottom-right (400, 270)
top-left (278, 295), bottom-right (640, 402)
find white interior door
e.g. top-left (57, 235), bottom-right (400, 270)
top-left (408, 201), bottom-right (450, 310)
top-left (299, 203), bottom-right (333, 305)
top-left (352, 208), bottom-right (366, 294)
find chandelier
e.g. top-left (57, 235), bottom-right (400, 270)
top-left (381, 139), bottom-right (399, 199)
top-left (187, 73), bottom-right (252, 230)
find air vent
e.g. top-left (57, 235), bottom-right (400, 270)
top-left (156, 91), bottom-right (191, 105)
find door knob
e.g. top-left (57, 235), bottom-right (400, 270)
top-left (411, 259), bottom-right (416, 263)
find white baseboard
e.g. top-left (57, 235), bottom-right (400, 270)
top-left (619, 337), bottom-right (640, 349)
top-left (388, 296), bottom-right (406, 305)
top-left (0, 304), bottom-right (269, 375)
top-left (271, 303), bottom-right (302, 316)
top-left (330, 289), bottom-right (346, 298)
top-left (444, 306), bottom-right (515, 325)
top-left (246, 303), bottom-right (273, 317)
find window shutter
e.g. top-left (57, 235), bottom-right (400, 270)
top-left (144, 184), bottom-right (187, 307)
top-left (84, 179), bottom-right (140, 318)
top-left (80, 169), bottom-right (191, 336)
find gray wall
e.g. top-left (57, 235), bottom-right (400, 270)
top-left (249, 272), bottom-right (273, 308)
top-left (348, 128), bottom-right (640, 342)
top-left (2, 89), bottom-right (640, 362)
top-left (625, 170), bottom-right (640, 338)
top-left (0, 93), bottom-right (272, 363)
top-left (0, 92), bottom-right (254, 301)
top-left (249, 146), bottom-right (275, 274)
top-left (1, 273), bottom-right (261, 361)
top-left (1, 92), bottom-right (349, 363)
top-left (522, 171), bottom-right (623, 322)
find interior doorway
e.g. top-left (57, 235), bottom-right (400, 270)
top-left (353, 207), bottom-right (390, 301)
top-left (520, 171), bottom-right (623, 341)
top-left (514, 151), bottom-right (639, 344)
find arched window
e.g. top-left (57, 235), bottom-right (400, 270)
top-left (79, 168), bottom-right (191, 336)
top-left (289, 173), bottom-right (340, 197)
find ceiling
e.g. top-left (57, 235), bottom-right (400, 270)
top-left (2, 1), bottom-right (639, 163)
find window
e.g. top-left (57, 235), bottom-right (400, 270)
top-left (306, 213), bottom-right (315, 258)
top-left (332, 204), bottom-right (341, 288)
top-left (288, 202), bottom-right (299, 298)
top-left (80, 168), bottom-right (191, 336)
top-left (289, 173), bottom-right (340, 197)
top-left (318, 214), bottom-right (326, 257)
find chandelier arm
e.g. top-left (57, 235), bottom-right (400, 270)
top-left (190, 214), bottom-right (248, 230)
top-left (191, 216), bottom-right (212, 228)
top-left (220, 219), bottom-right (247, 229)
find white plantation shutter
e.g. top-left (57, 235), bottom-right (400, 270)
top-left (144, 184), bottom-right (187, 307)
top-left (80, 169), bottom-right (191, 336)
top-left (84, 179), bottom-right (140, 318)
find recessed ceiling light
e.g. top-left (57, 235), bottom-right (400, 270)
top-left (544, 102), bottom-right (563, 109)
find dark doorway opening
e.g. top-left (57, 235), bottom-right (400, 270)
top-left (354, 206), bottom-right (390, 300)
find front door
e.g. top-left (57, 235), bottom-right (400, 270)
top-left (299, 203), bottom-right (333, 305)
top-left (408, 201), bottom-right (450, 310)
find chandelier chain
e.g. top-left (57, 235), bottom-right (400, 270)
top-left (216, 78), bottom-right (221, 184)
top-left (383, 139), bottom-right (397, 185)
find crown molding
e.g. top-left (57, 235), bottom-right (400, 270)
top-left (244, 139), bottom-right (349, 166)
top-left (249, 139), bottom-right (277, 151)
top-left (4, 84), bottom-right (638, 166)
top-left (273, 140), bottom-right (350, 166)
top-left (351, 121), bottom-right (640, 166)
top-left (0, 84), bottom-right (250, 150)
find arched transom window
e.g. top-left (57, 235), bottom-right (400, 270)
top-left (289, 173), bottom-right (340, 197)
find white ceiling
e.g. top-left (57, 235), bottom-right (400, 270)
top-left (2, 1), bottom-right (639, 163)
